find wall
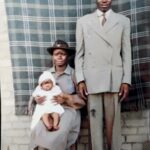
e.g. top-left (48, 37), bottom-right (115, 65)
top-left (1, 0), bottom-right (150, 150)
top-left (78, 111), bottom-right (150, 150)
top-left (0, 0), bottom-right (30, 150)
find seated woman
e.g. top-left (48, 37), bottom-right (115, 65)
top-left (28, 40), bottom-right (85, 150)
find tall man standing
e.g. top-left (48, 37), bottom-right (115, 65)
top-left (75, 0), bottom-right (131, 150)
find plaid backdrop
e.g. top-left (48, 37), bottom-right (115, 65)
top-left (5, 0), bottom-right (150, 115)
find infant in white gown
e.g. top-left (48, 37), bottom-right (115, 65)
top-left (31, 71), bottom-right (64, 130)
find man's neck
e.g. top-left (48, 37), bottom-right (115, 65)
top-left (98, 8), bottom-right (111, 13)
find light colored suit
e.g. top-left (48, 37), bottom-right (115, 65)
top-left (75, 10), bottom-right (131, 150)
top-left (75, 10), bottom-right (131, 94)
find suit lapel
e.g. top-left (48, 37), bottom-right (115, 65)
top-left (103, 11), bottom-right (119, 33)
top-left (88, 11), bottom-right (119, 47)
top-left (89, 12), bottom-right (112, 46)
top-left (89, 11), bottom-right (118, 47)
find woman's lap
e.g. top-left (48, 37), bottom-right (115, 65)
top-left (30, 108), bottom-right (80, 150)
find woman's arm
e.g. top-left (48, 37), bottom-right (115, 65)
top-left (53, 93), bottom-right (85, 109)
top-left (28, 96), bottom-right (36, 116)
top-left (28, 96), bottom-right (46, 115)
top-left (69, 94), bottom-right (86, 109)
top-left (53, 68), bottom-right (86, 109)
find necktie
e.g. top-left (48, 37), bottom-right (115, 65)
top-left (101, 13), bottom-right (106, 26)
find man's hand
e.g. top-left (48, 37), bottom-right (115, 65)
top-left (35, 96), bottom-right (46, 104)
top-left (119, 83), bottom-right (130, 102)
top-left (78, 81), bottom-right (88, 100)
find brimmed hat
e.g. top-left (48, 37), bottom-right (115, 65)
top-left (47, 40), bottom-right (75, 56)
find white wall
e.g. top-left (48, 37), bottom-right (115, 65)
top-left (0, 1), bottom-right (31, 150)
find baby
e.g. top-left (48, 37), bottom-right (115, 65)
top-left (31, 71), bottom-right (64, 131)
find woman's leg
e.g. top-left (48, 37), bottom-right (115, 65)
top-left (31, 109), bottom-right (77, 150)
top-left (41, 113), bottom-right (53, 130)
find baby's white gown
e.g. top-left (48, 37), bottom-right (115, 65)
top-left (31, 85), bottom-right (64, 130)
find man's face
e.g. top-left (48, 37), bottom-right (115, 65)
top-left (96, 0), bottom-right (112, 12)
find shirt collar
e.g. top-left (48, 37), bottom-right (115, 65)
top-left (96, 9), bottom-right (112, 18)
top-left (50, 65), bottom-right (71, 75)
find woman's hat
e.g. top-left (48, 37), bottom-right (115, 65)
top-left (47, 40), bottom-right (75, 56)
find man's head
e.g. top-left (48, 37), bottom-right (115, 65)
top-left (96, 0), bottom-right (112, 12)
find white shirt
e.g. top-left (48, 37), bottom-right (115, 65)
top-left (96, 9), bottom-right (112, 27)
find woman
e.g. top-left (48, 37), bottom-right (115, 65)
top-left (28, 40), bottom-right (85, 150)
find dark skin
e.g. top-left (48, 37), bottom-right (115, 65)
top-left (96, 0), bottom-right (112, 13)
top-left (78, 0), bottom-right (130, 149)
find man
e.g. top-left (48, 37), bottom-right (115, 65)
top-left (75, 0), bottom-right (131, 150)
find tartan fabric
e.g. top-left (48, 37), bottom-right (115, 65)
top-left (5, 0), bottom-right (150, 115)
top-left (112, 0), bottom-right (150, 111)
top-left (5, 0), bottom-right (96, 115)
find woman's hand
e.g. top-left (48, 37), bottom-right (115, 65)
top-left (53, 93), bottom-right (72, 104)
top-left (53, 93), bottom-right (86, 109)
top-left (34, 96), bottom-right (46, 104)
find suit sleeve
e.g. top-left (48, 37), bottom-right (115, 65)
top-left (75, 19), bottom-right (85, 84)
top-left (121, 17), bottom-right (132, 85)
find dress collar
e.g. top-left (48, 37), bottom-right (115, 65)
top-left (50, 65), bottom-right (72, 75)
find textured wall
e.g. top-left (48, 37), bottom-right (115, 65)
top-left (5, 0), bottom-right (96, 115)
top-left (112, 0), bottom-right (150, 111)
top-left (4, 0), bottom-right (150, 115)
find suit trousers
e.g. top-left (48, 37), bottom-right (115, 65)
top-left (88, 93), bottom-right (121, 150)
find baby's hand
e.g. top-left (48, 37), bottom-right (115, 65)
top-left (35, 96), bottom-right (46, 104)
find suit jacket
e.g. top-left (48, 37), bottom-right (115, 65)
top-left (75, 10), bottom-right (131, 94)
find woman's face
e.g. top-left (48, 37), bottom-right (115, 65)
top-left (52, 49), bottom-right (68, 67)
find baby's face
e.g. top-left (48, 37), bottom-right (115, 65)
top-left (41, 80), bottom-right (53, 91)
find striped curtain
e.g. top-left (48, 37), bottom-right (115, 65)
top-left (5, 0), bottom-right (96, 115)
top-left (112, 0), bottom-right (150, 111)
top-left (5, 0), bottom-right (150, 115)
